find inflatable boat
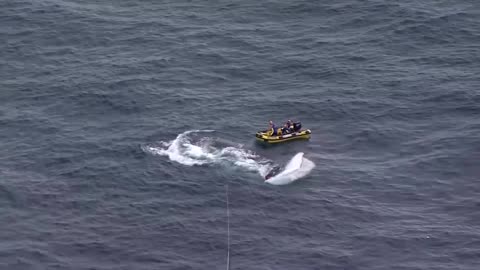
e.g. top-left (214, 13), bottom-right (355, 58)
top-left (255, 129), bottom-right (311, 144)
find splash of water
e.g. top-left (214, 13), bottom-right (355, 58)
top-left (143, 130), bottom-right (273, 177)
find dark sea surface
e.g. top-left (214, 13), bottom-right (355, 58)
top-left (1, 0), bottom-right (480, 269)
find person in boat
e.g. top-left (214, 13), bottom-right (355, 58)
top-left (267, 120), bottom-right (277, 136)
top-left (267, 121), bottom-right (285, 136)
top-left (282, 123), bottom-right (291, 135)
top-left (286, 120), bottom-right (302, 132)
top-left (287, 120), bottom-right (295, 132)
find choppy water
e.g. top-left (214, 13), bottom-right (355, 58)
top-left (1, 0), bottom-right (480, 269)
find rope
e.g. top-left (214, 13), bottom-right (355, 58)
top-left (225, 180), bottom-right (231, 270)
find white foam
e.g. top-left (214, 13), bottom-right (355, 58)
top-left (265, 152), bottom-right (316, 185)
top-left (143, 130), bottom-right (213, 166)
top-left (144, 130), bottom-right (272, 176)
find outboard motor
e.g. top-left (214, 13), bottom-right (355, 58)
top-left (293, 122), bottom-right (302, 132)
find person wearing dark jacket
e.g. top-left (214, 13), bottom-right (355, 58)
top-left (267, 120), bottom-right (277, 136)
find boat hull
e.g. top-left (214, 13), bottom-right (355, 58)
top-left (255, 129), bottom-right (311, 144)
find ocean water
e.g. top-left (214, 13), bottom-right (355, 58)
top-left (1, 0), bottom-right (480, 269)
